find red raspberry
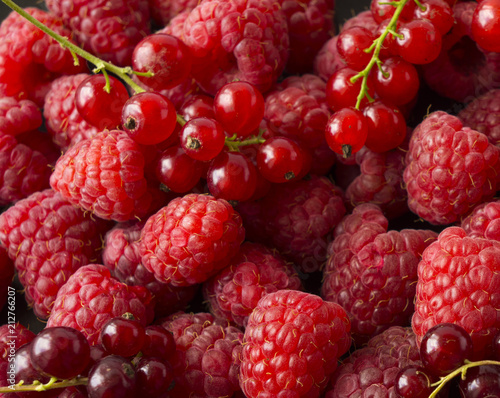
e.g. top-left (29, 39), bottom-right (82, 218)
top-left (314, 35), bottom-right (346, 82)
top-left (50, 129), bottom-right (155, 222)
top-left (169, 0), bottom-right (289, 95)
top-left (322, 204), bottom-right (438, 345)
top-left (0, 189), bottom-right (111, 319)
top-left (47, 264), bottom-right (154, 345)
top-left (340, 9), bottom-right (379, 33)
top-left (0, 97), bottom-right (41, 137)
top-left (0, 247), bottom-right (14, 313)
top-left (160, 312), bottom-right (243, 398)
top-left (412, 226), bottom-right (500, 360)
top-left (324, 326), bottom-right (422, 398)
top-left (202, 242), bottom-right (302, 328)
top-left (102, 223), bottom-right (198, 318)
top-left (15, 129), bottom-right (61, 167)
top-left (459, 88), bottom-right (500, 145)
top-left (43, 74), bottom-right (99, 150)
top-left (0, 132), bottom-right (52, 206)
top-left (0, 323), bottom-right (35, 360)
top-left (45, 0), bottom-right (151, 66)
top-left (147, 0), bottom-right (198, 27)
top-left (422, 1), bottom-right (500, 103)
top-left (461, 200), bottom-right (500, 241)
top-left (240, 290), bottom-right (351, 398)
top-left (237, 176), bottom-right (346, 273)
top-left (403, 111), bottom-right (500, 225)
top-left (140, 193), bottom-right (245, 286)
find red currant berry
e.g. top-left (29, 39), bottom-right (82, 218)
top-left (373, 57), bottom-right (420, 106)
top-left (395, 366), bottom-right (433, 398)
top-left (141, 326), bottom-right (176, 360)
top-left (180, 94), bottom-right (215, 122)
top-left (471, 0), bottom-right (500, 53)
top-left (337, 26), bottom-right (375, 71)
top-left (414, 0), bottom-right (454, 36)
top-left (87, 356), bottom-right (137, 398)
top-left (326, 67), bottom-right (375, 112)
top-left (325, 107), bottom-right (368, 158)
top-left (180, 117), bottom-right (226, 161)
top-left (256, 137), bottom-right (305, 183)
top-left (132, 33), bottom-right (192, 90)
top-left (458, 365), bottom-right (500, 398)
top-left (363, 100), bottom-right (406, 153)
top-left (136, 357), bottom-right (174, 396)
top-left (75, 74), bottom-right (129, 130)
top-left (213, 82), bottom-right (265, 138)
top-left (371, 0), bottom-right (417, 24)
top-left (375, 20), bottom-right (401, 59)
top-left (396, 19), bottom-right (442, 65)
top-left (121, 92), bottom-right (177, 145)
top-left (100, 315), bottom-right (146, 358)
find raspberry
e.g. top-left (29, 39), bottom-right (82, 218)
top-left (46, 264), bottom-right (154, 345)
top-left (0, 247), bottom-right (14, 313)
top-left (0, 97), bottom-right (41, 137)
top-left (322, 204), bottom-right (438, 345)
top-left (0, 189), bottom-right (111, 319)
top-left (160, 312), bottom-right (243, 398)
top-left (237, 176), bottom-right (346, 273)
top-left (45, 0), bottom-right (151, 66)
top-left (0, 323), bottom-right (35, 361)
top-left (169, 0), bottom-right (289, 95)
top-left (240, 290), bottom-right (351, 398)
top-left (15, 129), bottom-right (61, 167)
top-left (324, 326), bottom-right (422, 398)
top-left (202, 242), bottom-right (302, 328)
top-left (403, 111), bottom-right (500, 225)
top-left (43, 74), bottom-right (99, 150)
top-left (0, 132), bottom-right (52, 206)
top-left (340, 9), bottom-right (379, 33)
top-left (102, 223), bottom-right (198, 318)
top-left (459, 88), bottom-right (500, 146)
top-left (412, 226), bottom-right (500, 360)
top-left (147, 0), bottom-right (198, 27)
top-left (50, 129), bottom-right (155, 222)
top-left (140, 193), bottom-right (245, 286)
top-left (461, 200), bottom-right (500, 241)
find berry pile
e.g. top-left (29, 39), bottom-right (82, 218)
top-left (1, 0), bottom-right (500, 397)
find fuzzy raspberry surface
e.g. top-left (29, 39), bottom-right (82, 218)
top-left (47, 264), bottom-right (154, 345)
top-left (240, 290), bottom-right (351, 398)
top-left (203, 242), bottom-right (302, 328)
top-left (412, 226), bottom-right (500, 360)
top-left (325, 326), bottom-right (422, 398)
top-left (322, 204), bottom-right (437, 346)
top-left (0, 323), bottom-right (35, 361)
top-left (0, 97), bottom-right (41, 137)
top-left (43, 74), bottom-right (99, 150)
top-left (140, 193), bottom-right (245, 286)
top-left (461, 200), bottom-right (500, 242)
top-left (314, 35), bottom-right (346, 82)
top-left (50, 129), bottom-right (154, 222)
top-left (160, 312), bottom-right (243, 398)
top-left (0, 189), bottom-right (111, 319)
top-left (403, 111), bottom-right (500, 225)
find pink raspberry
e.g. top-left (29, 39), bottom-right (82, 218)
top-left (461, 200), bottom-right (500, 241)
top-left (314, 35), bottom-right (346, 81)
top-left (412, 226), bottom-right (500, 360)
top-left (47, 264), bottom-right (154, 345)
top-left (0, 247), bottom-right (14, 313)
top-left (459, 88), bottom-right (500, 145)
top-left (102, 222), bottom-right (198, 318)
top-left (240, 290), bottom-right (351, 398)
top-left (160, 312), bottom-right (243, 398)
top-left (202, 242), bottom-right (302, 328)
top-left (50, 129), bottom-right (155, 222)
top-left (43, 74), bottom-right (99, 150)
top-left (45, 0), bottom-right (151, 66)
top-left (0, 189), bottom-right (111, 319)
top-left (0, 97), bottom-right (41, 137)
top-left (324, 326), bottom-right (422, 398)
top-left (0, 323), bottom-right (35, 361)
top-left (403, 111), bottom-right (500, 225)
top-left (140, 193), bottom-right (245, 286)
top-left (169, 0), bottom-right (289, 95)
top-left (322, 204), bottom-right (438, 345)
top-left (147, 0), bottom-right (199, 27)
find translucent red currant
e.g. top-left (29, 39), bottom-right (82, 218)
top-left (257, 137), bottom-right (305, 183)
top-left (363, 100), bottom-right (406, 153)
top-left (180, 94), bottom-right (215, 122)
top-left (100, 316), bottom-right (146, 358)
top-left (325, 107), bottom-right (368, 158)
top-left (471, 0), bottom-right (500, 53)
top-left (180, 117), bottom-right (226, 161)
top-left (373, 57), bottom-right (420, 106)
top-left (337, 27), bottom-right (375, 71)
top-left (396, 19), bottom-right (442, 65)
top-left (414, 0), bottom-right (454, 36)
top-left (326, 67), bottom-right (375, 112)
top-left (394, 366), bottom-right (433, 398)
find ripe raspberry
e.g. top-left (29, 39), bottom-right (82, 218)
top-left (47, 264), bottom-right (154, 345)
top-left (0, 189), bottom-right (111, 319)
top-left (45, 0), bottom-right (151, 66)
top-left (314, 35), bottom-right (346, 82)
top-left (0, 97), bottom-right (41, 137)
top-left (403, 111), bottom-right (500, 225)
top-left (0, 323), bottom-right (35, 361)
top-left (324, 326), bottom-right (422, 398)
top-left (50, 129), bottom-right (155, 222)
top-left (0, 132), bottom-right (52, 206)
top-left (203, 242), bottom-right (302, 328)
top-left (340, 9), bottom-right (379, 33)
top-left (422, 1), bottom-right (500, 103)
top-left (413, 226), bottom-right (500, 360)
top-left (43, 74), bottom-right (99, 150)
top-left (147, 0), bottom-right (198, 27)
top-left (160, 312), bottom-right (243, 398)
top-left (0, 247), bottom-right (14, 313)
top-left (322, 204), bottom-right (438, 345)
top-left (169, 0), bottom-right (289, 95)
top-left (237, 176), bottom-right (346, 273)
top-left (140, 193), bottom-right (245, 286)
top-left (458, 88), bottom-right (500, 145)
top-left (461, 200), bottom-right (500, 241)
top-left (15, 129), bottom-right (61, 167)
top-left (102, 222), bottom-right (198, 318)
top-left (240, 290), bottom-right (351, 398)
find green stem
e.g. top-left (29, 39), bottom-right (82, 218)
top-left (225, 132), bottom-right (266, 152)
top-left (0, 377), bottom-right (88, 393)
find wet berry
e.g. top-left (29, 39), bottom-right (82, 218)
top-left (100, 316), bottom-right (146, 358)
top-left (180, 117), bottom-right (226, 161)
top-left (325, 107), bottom-right (368, 158)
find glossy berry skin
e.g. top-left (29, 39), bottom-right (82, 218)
top-left (370, 0), bottom-right (416, 23)
top-left (141, 325), bottom-right (176, 360)
top-left (213, 81), bottom-right (265, 138)
top-left (373, 57), bottom-right (420, 106)
top-left (363, 100), bottom-right (406, 153)
top-left (472, 0), bottom-right (500, 53)
top-left (396, 19), bottom-right (442, 65)
top-left (325, 107), bottom-right (368, 158)
top-left (132, 33), bottom-right (192, 90)
top-left (337, 27), bottom-right (375, 70)
top-left (75, 74), bottom-right (129, 130)
top-left (414, 0), bottom-right (454, 35)
top-left (326, 67), bottom-right (375, 111)
top-left (100, 316), bottom-right (146, 358)
top-left (136, 357), bottom-right (174, 396)
top-left (30, 326), bottom-right (90, 380)
top-left (121, 92), bottom-right (177, 145)
top-left (394, 366), bottom-right (433, 398)
top-left (87, 355), bottom-right (137, 398)
top-left (180, 117), bottom-right (226, 161)
top-left (256, 136), bottom-right (305, 183)
top-left (459, 365), bottom-right (500, 398)
top-left (180, 94), bottom-right (215, 122)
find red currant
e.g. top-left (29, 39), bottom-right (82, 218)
top-left (136, 357), bottom-right (174, 396)
top-left (337, 26), bottom-right (375, 71)
top-left (375, 20), bottom-right (401, 59)
top-left (370, 0), bottom-right (417, 24)
top-left (396, 19), bottom-right (442, 65)
top-left (141, 326), bottom-right (176, 360)
top-left (325, 107), bottom-right (368, 158)
top-left (373, 57), bottom-right (420, 106)
top-left (256, 137), bottom-right (305, 183)
top-left (87, 356), bottom-right (137, 398)
top-left (458, 365), bottom-right (500, 398)
top-left (471, 0), bottom-right (500, 53)
top-left (180, 117), bottom-right (226, 161)
top-left (180, 94), bottom-right (215, 122)
top-left (394, 366), bottom-right (433, 398)
top-left (326, 67), bottom-right (375, 112)
top-left (414, 0), bottom-right (454, 36)
top-left (100, 316), bottom-right (146, 358)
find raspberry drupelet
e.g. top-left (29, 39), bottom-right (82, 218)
top-left (461, 200), bottom-right (500, 242)
top-left (0, 97), bottom-right (41, 137)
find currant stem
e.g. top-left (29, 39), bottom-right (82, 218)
top-left (224, 131), bottom-right (266, 152)
top-left (0, 376), bottom-right (89, 392)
